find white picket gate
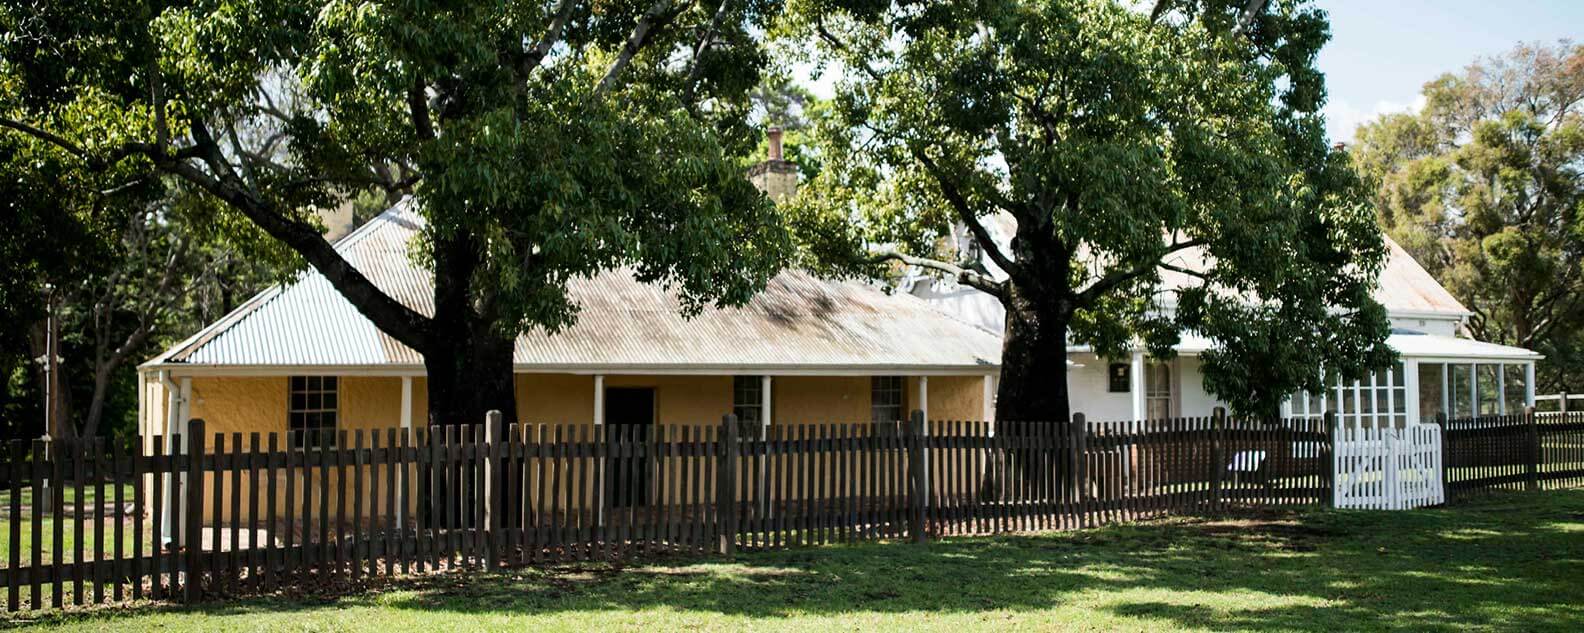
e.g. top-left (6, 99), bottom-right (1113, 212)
top-left (1332, 423), bottom-right (1445, 510)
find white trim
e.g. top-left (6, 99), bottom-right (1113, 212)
top-left (398, 375), bottom-right (412, 527)
top-left (1525, 363), bottom-right (1536, 408)
top-left (400, 376), bottom-right (413, 431)
top-left (761, 375), bottom-right (773, 428)
top-left (1129, 351), bottom-right (1145, 423)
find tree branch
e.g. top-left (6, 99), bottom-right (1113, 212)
top-left (595, 0), bottom-right (684, 96)
top-left (681, 0), bottom-right (730, 107)
top-left (1074, 238), bottom-right (1207, 305)
top-left (521, 0), bottom-right (579, 78)
top-left (169, 121), bottom-right (436, 351)
top-left (408, 78), bottom-right (435, 141)
top-left (910, 150), bottom-right (1020, 276)
top-left (871, 249), bottom-right (1005, 298)
top-left (0, 117), bottom-right (88, 158)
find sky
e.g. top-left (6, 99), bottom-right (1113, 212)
top-left (1318, 0), bottom-right (1584, 142)
top-left (795, 1), bottom-right (1584, 143)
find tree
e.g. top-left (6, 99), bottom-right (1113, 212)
top-left (1352, 41), bottom-right (1584, 392)
top-left (784, 0), bottom-right (1393, 420)
top-left (1, 115), bottom-right (283, 441)
top-left (2, 1), bottom-right (794, 427)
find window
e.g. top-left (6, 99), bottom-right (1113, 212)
top-left (1145, 362), bottom-right (1173, 420)
top-left (1418, 362), bottom-right (1445, 422)
top-left (1286, 363), bottom-right (1406, 427)
top-left (733, 376), bottom-right (764, 424)
top-left (1476, 364), bottom-right (1501, 415)
top-left (871, 376), bottom-right (904, 422)
top-left (1451, 364), bottom-right (1473, 418)
top-left (289, 376), bottom-right (338, 446)
top-left (1503, 364), bottom-right (1528, 415)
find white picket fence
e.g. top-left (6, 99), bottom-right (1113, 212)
top-left (1333, 423), bottom-right (1445, 510)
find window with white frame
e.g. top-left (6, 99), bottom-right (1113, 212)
top-left (871, 376), bottom-right (904, 422)
top-left (1417, 362), bottom-right (1532, 422)
top-left (733, 376), bottom-right (764, 424)
top-left (1285, 363), bottom-right (1406, 426)
top-left (289, 375), bottom-right (338, 446)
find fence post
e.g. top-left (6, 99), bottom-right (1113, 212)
top-left (483, 410), bottom-right (500, 568)
top-left (1071, 413), bottom-right (1086, 514)
top-left (184, 419), bottom-right (206, 603)
top-left (1524, 405), bottom-right (1539, 492)
top-left (908, 410), bottom-right (928, 544)
top-left (1210, 407), bottom-right (1225, 513)
top-left (1323, 410), bottom-right (1338, 508)
top-left (1561, 393), bottom-right (1570, 415)
top-left (718, 414), bottom-right (739, 558)
top-left (1435, 412), bottom-right (1450, 500)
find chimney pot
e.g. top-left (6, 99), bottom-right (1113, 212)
top-left (768, 127), bottom-right (784, 161)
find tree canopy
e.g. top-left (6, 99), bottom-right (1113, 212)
top-left (1353, 41), bottom-right (1584, 391)
top-left (2, 0), bottom-right (796, 425)
top-left (784, 0), bottom-right (1394, 418)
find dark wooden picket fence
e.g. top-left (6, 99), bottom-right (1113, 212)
top-left (1441, 410), bottom-right (1584, 498)
top-left (0, 411), bottom-right (1459, 614)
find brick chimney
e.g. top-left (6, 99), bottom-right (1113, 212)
top-left (748, 126), bottom-right (798, 204)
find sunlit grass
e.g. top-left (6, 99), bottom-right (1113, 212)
top-left (6, 489), bottom-right (1582, 631)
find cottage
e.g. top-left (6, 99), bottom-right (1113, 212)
top-left (135, 143), bottom-right (1001, 456)
top-left (910, 223), bottom-right (1541, 426)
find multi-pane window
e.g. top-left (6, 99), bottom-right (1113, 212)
top-left (733, 376), bottom-right (764, 424)
top-left (1145, 362), bottom-right (1173, 420)
top-left (1286, 363), bottom-right (1406, 427)
top-left (871, 376), bottom-right (904, 422)
top-left (1420, 362), bottom-right (1532, 421)
top-left (289, 376), bottom-right (338, 446)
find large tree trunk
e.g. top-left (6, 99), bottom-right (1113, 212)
top-left (422, 326), bottom-right (518, 428)
top-left (992, 281), bottom-right (1073, 492)
top-left (424, 230), bottom-right (519, 429)
top-left (995, 284), bottom-right (1071, 424)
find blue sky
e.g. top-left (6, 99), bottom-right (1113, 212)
top-left (1318, 0), bottom-right (1584, 142)
top-left (795, 1), bottom-right (1583, 143)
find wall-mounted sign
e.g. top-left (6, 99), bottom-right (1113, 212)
top-left (1108, 363), bottom-right (1130, 393)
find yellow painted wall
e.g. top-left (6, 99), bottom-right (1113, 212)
top-left (139, 371), bottom-right (991, 526)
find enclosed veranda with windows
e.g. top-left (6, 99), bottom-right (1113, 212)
top-left (1070, 330), bottom-right (1541, 426)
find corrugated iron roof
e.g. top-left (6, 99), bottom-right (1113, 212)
top-left (147, 201), bottom-right (1003, 371)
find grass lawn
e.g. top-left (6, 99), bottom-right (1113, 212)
top-left (0, 484), bottom-right (137, 513)
top-left (7, 489), bottom-right (1582, 632)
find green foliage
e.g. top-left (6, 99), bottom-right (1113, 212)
top-left (1353, 41), bottom-right (1584, 391)
top-left (786, 0), bottom-right (1392, 416)
top-left (1, 1), bottom-right (797, 420)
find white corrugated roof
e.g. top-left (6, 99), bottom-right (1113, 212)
top-left (147, 201), bottom-right (1003, 371)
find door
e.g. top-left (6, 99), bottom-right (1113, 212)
top-left (605, 388), bottom-right (655, 507)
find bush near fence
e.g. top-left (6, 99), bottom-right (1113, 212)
top-left (1, 408), bottom-right (1580, 614)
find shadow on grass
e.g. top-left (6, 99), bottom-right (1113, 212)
top-left (15, 489), bottom-right (1584, 632)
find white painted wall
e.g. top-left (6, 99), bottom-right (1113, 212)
top-left (1175, 355), bottom-right (1227, 416)
top-left (1066, 353), bottom-right (1136, 422)
top-left (1389, 315), bottom-right (1462, 337)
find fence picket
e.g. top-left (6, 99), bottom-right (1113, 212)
top-left (9, 407), bottom-right (1584, 616)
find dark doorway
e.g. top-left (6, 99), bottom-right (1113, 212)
top-left (605, 387), bottom-right (655, 507)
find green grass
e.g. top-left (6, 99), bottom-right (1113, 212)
top-left (0, 484), bottom-right (137, 512)
top-left (8, 490), bottom-right (1583, 632)
top-left (0, 517), bottom-right (153, 567)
